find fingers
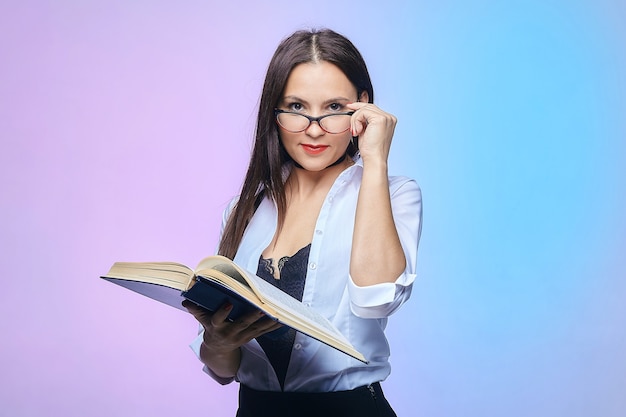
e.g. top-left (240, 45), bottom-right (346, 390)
top-left (183, 300), bottom-right (233, 329)
top-left (182, 300), bottom-right (210, 322)
top-left (237, 315), bottom-right (284, 340)
top-left (233, 311), bottom-right (274, 332)
top-left (346, 102), bottom-right (397, 138)
top-left (346, 102), bottom-right (370, 137)
top-left (211, 302), bottom-right (234, 326)
top-left (184, 300), bottom-right (281, 341)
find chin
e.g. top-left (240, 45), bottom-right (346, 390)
top-left (295, 156), bottom-right (348, 172)
top-left (293, 161), bottom-right (330, 172)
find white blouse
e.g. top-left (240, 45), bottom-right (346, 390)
top-left (191, 157), bottom-right (422, 392)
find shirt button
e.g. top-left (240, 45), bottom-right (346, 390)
top-left (294, 343), bottom-right (302, 350)
top-left (309, 262), bottom-right (317, 270)
top-left (315, 229), bottom-right (322, 235)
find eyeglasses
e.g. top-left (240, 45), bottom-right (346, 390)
top-left (274, 109), bottom-right (355, 134)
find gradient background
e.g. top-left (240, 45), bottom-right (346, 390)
top-left (1, 1), bottom-right (625, 416)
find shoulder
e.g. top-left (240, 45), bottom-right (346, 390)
top-left (223, 195), bottom-right (239, 215)
top-left (222, 192), bottom-right (276, 223)
top-left (219, 195), bottom-right (240, 226)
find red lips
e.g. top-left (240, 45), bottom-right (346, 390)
top-left (301, 144), bottom-right (329, 155)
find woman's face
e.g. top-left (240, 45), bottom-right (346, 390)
top-left (277, 61), bottom-right (360, 172)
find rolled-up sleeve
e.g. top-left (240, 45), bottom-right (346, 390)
top-left (348, 178), bottom-right (422, 318)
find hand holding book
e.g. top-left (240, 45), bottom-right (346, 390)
top-left (183, 299), bottom-right (283, 380)
top-left (183, 300), bottom-right (282, 354)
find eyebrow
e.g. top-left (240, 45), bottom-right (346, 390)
top-left (281, 95), bottom-right (353, 105)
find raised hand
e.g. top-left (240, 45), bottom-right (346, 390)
top-left (346, 102), bottom-right (397, 165)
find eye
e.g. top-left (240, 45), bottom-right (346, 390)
top-left (328, 102), bottom-right (344, 112)
top-left (287, 102), bottom-right (304, 112)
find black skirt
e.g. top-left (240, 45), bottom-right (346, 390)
top-left (236, 382), bottom-right (397, 417)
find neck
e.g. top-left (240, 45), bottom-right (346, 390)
top-left (287, 156), bottom-right (353, 199)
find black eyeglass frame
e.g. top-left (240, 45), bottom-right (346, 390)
top-left (274, 109), bottom-right (355, 134)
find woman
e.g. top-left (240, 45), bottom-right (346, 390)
top-left (185, 28), bottom-right (422, 417)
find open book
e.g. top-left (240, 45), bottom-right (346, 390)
top-left (101, 255), bottom-right (367, 363)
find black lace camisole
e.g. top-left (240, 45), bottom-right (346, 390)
top-left (255, 243), bottom-right (311, 391)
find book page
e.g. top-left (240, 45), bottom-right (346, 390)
top-left (105, 262), bottom-right (194, 290)
top-left (195, 256), bottom-right (251, 288)
top-left (245, 273), bottom-right (350, 344)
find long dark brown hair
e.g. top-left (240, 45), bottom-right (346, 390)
top-left (218, 29), bottom-right (374, 259)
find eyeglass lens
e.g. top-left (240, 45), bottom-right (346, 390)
top-left (277, 113), bottom-right (351, 134)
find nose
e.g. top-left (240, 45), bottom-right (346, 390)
top-left (305, 120), bottom-right (325, 138)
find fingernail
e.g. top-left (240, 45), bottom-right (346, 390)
top-left (224, 302), bottom-right (233, 311)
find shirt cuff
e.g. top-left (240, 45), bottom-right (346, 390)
top-left (348, 271), bottom-right (417, 318)
top-left (189, 331), bottom-right (236, 385)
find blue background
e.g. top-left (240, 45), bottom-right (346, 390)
top-left (1, 1), bottom-right (624, 416)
